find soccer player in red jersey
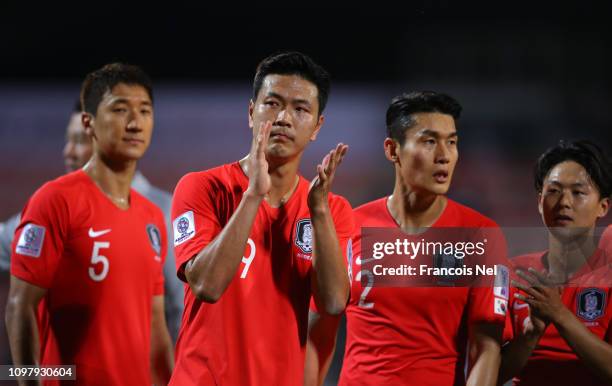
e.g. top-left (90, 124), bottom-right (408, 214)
top-left (305, 91), bottom-right (508, 386)
top-left (500, 141), bottom-right (612, 386)
top-left (169, 52), bottom-right (353, 385)
top-left (5, 63), bottom-right (173, 386)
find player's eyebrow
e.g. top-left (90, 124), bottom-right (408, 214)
top-left (266, 92), bottom-right (312, 107)
top-left (546, 180), bottom-right (587, 188)
top-left (109, 97), bottom-right (152, 106)
top-left (417, 129), bottom-right (457, 138)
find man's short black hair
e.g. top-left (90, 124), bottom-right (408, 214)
top-left (80, 63), bottom-right (153, 116)
top-left (534, 140), bottom-right (612, 198)
top-left (252, 51), bottom-right (330, 116)
top-left (386, 91), bottom-right (462, 144)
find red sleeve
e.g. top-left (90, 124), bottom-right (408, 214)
top-left (331, 196), bottom-right (354, 273)
top-left (309, 195), bottom-right (354, 313)
top-left (468, 223), bottom-right (510, 326)
top-left (153, 209), bottom-right (167, 296)
top-left (171, 172), bottom-right (223, 282)
top-left (10, 183), bottom-right (69, 289)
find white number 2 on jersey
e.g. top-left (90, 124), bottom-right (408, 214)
top-left (89, 241), bottom-right (110, 282)
top-left (355, 255), bottom-right (375, 308)
top-left (240, 238), bottom-right (256, 279)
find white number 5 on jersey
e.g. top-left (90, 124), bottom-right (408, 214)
top-left (89, 241), bottom-right (110, 282)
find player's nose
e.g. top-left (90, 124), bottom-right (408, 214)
top-left (274, 109), bottom-right (292, 128)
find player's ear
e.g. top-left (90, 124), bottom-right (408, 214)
top-left (537, 192), bottom-right (543, 215)
top-left (310, 114), bottom-right (324, 141)
top-left (248, 100), bottom-right (254, 129)
top-left (82, 112), bottom-right (95, 138)
top-left (597, 196), bottom-right (610, 218)
top-left (384, 138), bottom-right (400, 164)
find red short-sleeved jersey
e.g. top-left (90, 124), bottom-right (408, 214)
top-left (507, 250), bottom-right (612, 386)
top-left (10, 170), bottom-right (166, 386)
top-left (169, 162), bottom-right (353, 386)
top-left (340, 197), bottom-right (508, 386)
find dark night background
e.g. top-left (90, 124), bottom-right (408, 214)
top-left (1, 3), bottom-right (611, 384)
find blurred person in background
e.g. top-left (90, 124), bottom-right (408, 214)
top-left (500, 140), bottom-right (612, 386)
top-left (5, 63), bottom-right (173, 385)
top-left (0, 100), bottom-right (183, 342)
top-left (305, 91), bottom-right (507, 386)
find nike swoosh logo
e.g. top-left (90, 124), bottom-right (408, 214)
top-left (88, 228), bottom-right (111, 238)
top-left (513, 302), bottom-right (530, 310)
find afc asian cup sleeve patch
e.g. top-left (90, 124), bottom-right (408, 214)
top-left (173, 211), bottom-right (196, 247)
top-left (294, 219), bottom-right (313, 254)
top-left (494, 297), bottom-right (508, 316)
top-left (493, 264), bottom-right (509, 300)
top-left (576, 288), bottom-right (606, 321)
top-left (15, 223), bottom-right (46, 258)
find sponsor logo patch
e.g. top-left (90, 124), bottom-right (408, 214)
top-left (146, 224), bottom-right (162, 255)
top-left (16, 223), bottom-right (45, 258)
top-left (576, 288), bottom-right (606, 321)
top-left (494, 297), bottom-right (508, 316)
top-left (493, 264), bottom-right (509, 300)
top-left (294, 219), bottom-right (313, 255)
top-left (173, 211), bottom-right (195, 246)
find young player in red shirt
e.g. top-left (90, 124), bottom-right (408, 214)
top-left (500, 141), bottom-right (612, 386)
top-left (6, 63), bottom-right (173, 386)
top-left (305, 91), bottom-right (508, 386)
top-left (169, 51), bottom-right (353, 385)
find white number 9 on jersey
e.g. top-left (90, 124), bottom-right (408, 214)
top-left (240, 238), bottom-right (256, 279)
top-left (89, 241), bottom-right (110, 282)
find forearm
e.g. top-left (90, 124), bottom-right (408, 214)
top-left (499, 332), bottom-right (542, 383)
top-left (5, 301), bottom-right (41, 386)
top-left (304, 311), bottom-right (341, 386)
top-left (310, 205), bottom-right (349, 315)
top-left (467, 345), bottom-right (501, 386)
top-left (185, 192), bottom-right (262, 302)
top-left (150, 333), bottom-right (173, 385)
top-left (467, 324), bottom-right (502, 386)
top-left (554, 309), bottom-right (612, 382)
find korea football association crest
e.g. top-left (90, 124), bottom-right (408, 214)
top-left (577, 288), bottom-right (606, 321)
top-left (146, 224), bottom-right (162, 255)
top-left (295, 219), bottom-right (313, 254)
top-left (432, 251), bottom-right (462, 284)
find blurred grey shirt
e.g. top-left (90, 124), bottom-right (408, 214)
top-left (0, 171), bottom-right (183, 342)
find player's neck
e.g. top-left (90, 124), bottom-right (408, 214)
top-left (239, 154), bottom-right (301, 207)
top-left (547, 229), bottom-right (597, 279)
top-left (83, 154), bottom-right (136, 209)
top-left (388, 182), bottom-right (447, 232)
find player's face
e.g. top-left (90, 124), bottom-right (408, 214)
top-left (63, 112), bottom-right (93, 172)
top-left (84, 83), bottom-right (153, 162)
top-left (249, 74), bottom-right (323, 160)
top-left (539, 160), bottom-right (609, 231)
top-left (394, 112), bottom-right (458, 195)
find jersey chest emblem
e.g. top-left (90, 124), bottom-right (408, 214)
top-left (576, 288), bottom-right (606, 321)
top-left (294, 218), bottom-right (313, 256)
top-left (146, 224), bottom-right (162, 255)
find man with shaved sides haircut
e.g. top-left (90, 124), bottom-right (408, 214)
top-left (306, 91), bottom-right (508, 386)
top-left (6, 63), bottom-right (173, 385)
